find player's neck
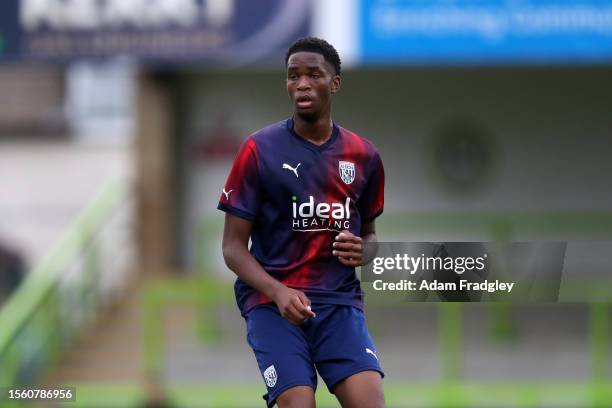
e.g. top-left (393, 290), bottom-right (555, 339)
top-left (292, 114), bottom-right (333, 146)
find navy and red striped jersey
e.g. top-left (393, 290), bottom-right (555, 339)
top-left (218, 118), bottom-right (385, 315)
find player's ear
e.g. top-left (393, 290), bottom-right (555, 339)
top-left (331, 75), bottom-right (341, 94)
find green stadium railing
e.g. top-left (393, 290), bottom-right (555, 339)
top-left (0, 180), bottom-right (131, 406)
top-left (134, 277), bottom-right (611, 407)
top-left (140, 211), bottom-right (609, 407)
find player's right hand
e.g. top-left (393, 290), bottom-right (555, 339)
top-left (271, 286), bottom-right (316, 325)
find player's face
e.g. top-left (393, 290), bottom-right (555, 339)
top-left (286, 51), bottom-right (340, 122)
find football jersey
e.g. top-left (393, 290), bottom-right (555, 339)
top-left (218, 118), bottom-right (384, 315)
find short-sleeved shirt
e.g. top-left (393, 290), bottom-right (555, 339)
top-left (218, 118), bottom-right (384, 315)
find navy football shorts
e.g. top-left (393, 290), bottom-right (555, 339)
top-left (244, 303), bottom-right (384, 407)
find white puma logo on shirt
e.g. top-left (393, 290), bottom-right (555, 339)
top-left (366, 348), bottom-right (378, 360)
top-left (282, 163), bottom-right (301, 178)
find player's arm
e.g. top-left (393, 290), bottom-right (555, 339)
top-left (221, 213), bottom-right (315, 324)
top-left (333, 221), bottom-right (378, 267)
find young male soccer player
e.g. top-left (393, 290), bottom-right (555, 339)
top-left (219, 37), bottom-right (386, 408)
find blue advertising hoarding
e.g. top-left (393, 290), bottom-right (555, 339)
top-left (359, 0), bottom-right (612, 65)
top-left (0, 0), bottom-right (311, 65)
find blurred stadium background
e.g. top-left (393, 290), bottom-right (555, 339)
top-left (1, 1), bottom-right (612, 407)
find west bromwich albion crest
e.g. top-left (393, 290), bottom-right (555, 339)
top-left (263, 365), bottom-right (277, 387)
top-left (339, 161), bottom-right (355, 184)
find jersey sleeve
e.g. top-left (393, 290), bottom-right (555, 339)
top-left (217, 137), bottom-right (261, 221)
top-left (357, 150), bottom-right (385, 224)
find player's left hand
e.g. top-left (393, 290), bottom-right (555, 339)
top-left (332, 230), bottom-right (364, 267)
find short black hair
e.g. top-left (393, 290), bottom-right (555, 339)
top-left (285, 37), bottom-right (341, 76)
